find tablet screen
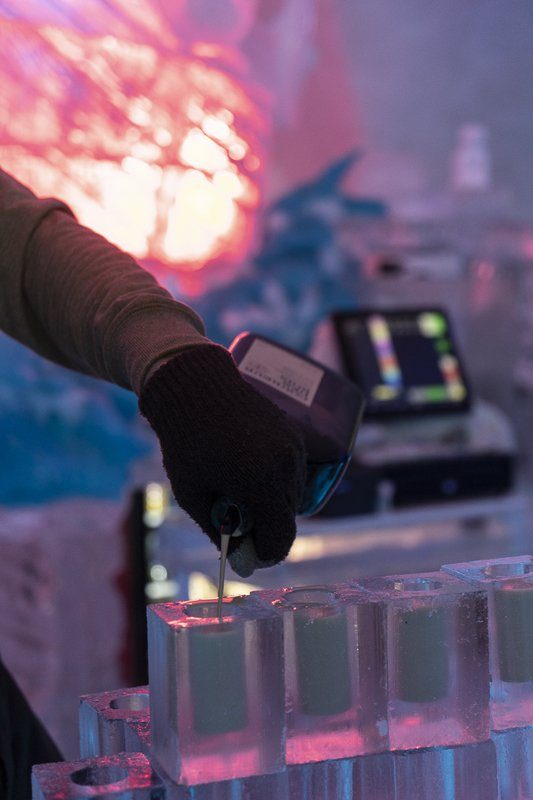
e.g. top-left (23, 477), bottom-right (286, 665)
top-left (333, 308), bottom-right (470, 417)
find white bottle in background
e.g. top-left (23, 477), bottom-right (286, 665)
top-left (450, 123), bottom-right (492, 193)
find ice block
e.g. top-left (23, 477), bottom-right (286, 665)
top-left (288, 759), bottom-right (354, 800)
top-left (492, 725), bottom-right (533, 800)
top-left (166, 770), bottom-right (289, 800)
top-left (124, 717), bottom-right (152, 756)
top-left (31, 752), bottom-right (165, 799)
top-left (147, 596), bottom-right (285, 785)
top-left (352, 572), bottom-right (490, 750)
top-left (352, 752), bottom-right (395, 800)
top-left (79, 686), bottom-right (150, 758)
top-left (442, 555), bottom-right (533, 730)
top-left (393, 739), bottom-right (498, 800)
top-left (253, 585), bottom-right (388, 764)
top-left (120, 712), bottom-right (290, 800)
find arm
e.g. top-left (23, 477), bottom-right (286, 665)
top-left (0, 167), bottom-right (306, 576)
top-left (0, 168), bottom-right (208, 393)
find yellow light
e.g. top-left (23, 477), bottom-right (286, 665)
top-left (163, 169), bottom-right (236, 263)
top-left (150, 564), bottom-right (168, 582)
top-left (202, 115), bottom-right (231, 143)
top-left (1, 20), bottom-right (265, 273)
top-left (229, 141), bottom-right (247, 160)
top-left (186, 99), bottom-right (205, 124)
top-left (144, 482), bottom-right (167, 528)
top-left (448, 383), bottom-right (467, 401)
top-left (187, 572), bottom-right (261, 601)
top-left (145, 579), bottom-right (179, 601)
top-left (127, 98), bottom-right (152, 127)
top-left (372, 385), bottom-right (399, 401)
top-left (73, 160), bottom-right (159, 258)
top-left (179, 128), bottom-right (229, 173)
top-left (213, 170), bottom-right (244, 199)
top-left (154, 127), bottom-right (172, 147)
top-left (188, 572), bottom-right (218, 601)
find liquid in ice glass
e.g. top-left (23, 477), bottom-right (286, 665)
top-left (147, 596), bottom-right (285, 786)
top-left (254, 585), bottom-right (388, 764)
top-left (443, 555), bottom-right (533, 730)
top-left (352, 572), bottom-right (490, 750)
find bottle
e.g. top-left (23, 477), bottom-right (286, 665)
top-left (451, 123), bottom-right (491, 193)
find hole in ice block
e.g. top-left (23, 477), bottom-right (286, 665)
top-left (484, 562), bottom-right (533, 578)
top-left (392, 577), bottom-right (443, 592)
top-left (184, 600), bottom-right (235, 619)
top-left (109, 693), bottom-right (150, 712)
top-left (70, 764), bottom-right (129, 786)
top-left (281, 587), bottom-right (337, 607)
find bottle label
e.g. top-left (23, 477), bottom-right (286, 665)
top-left (238, 340), bottom-right (324, 407)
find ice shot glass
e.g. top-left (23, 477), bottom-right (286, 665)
top-left (31, 752), bottom-right (165, 799)
top-left (253, 585), bottom-right (388, 764)
top-left (443, 554), bottom-right (533, 730)
top-left (79, 687), bottom-right (150, 758)
top-left (147, 595), bottom-right (285, 786)
top-left (352, 572), bottom-right (490, 750)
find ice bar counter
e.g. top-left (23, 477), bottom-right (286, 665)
top-left (32, 556), bottom-right (533, 799)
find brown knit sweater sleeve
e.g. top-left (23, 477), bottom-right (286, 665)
top-left (0, 168), bottom-right (209, 393)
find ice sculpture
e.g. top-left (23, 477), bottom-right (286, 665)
top-left (351, 572), bottom-right (490, 750)
top-left (253, 585), bottom-right (387, 763)
top-left (443, 554), bottom-right (533, 730)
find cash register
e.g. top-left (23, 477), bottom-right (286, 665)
top-left (311, 307), bottom-right (516, 516)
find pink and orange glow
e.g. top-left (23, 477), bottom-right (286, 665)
top-left (0, 15), bottom-right (268, 273)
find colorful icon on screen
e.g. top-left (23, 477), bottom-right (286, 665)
top-left (372, 384), bottom-right (400, 401)
top-left (418, 312), bottom-right (447, 338)
top-left (368, 314), bottom-right (402, 387)
top-left (438, 354), bottom-right (466, 401)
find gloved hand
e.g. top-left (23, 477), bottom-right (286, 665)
top-left (139, 345), bottom-right (307, 576)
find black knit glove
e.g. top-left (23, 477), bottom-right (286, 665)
top-left (139, 345), bottom-right (307, 576)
